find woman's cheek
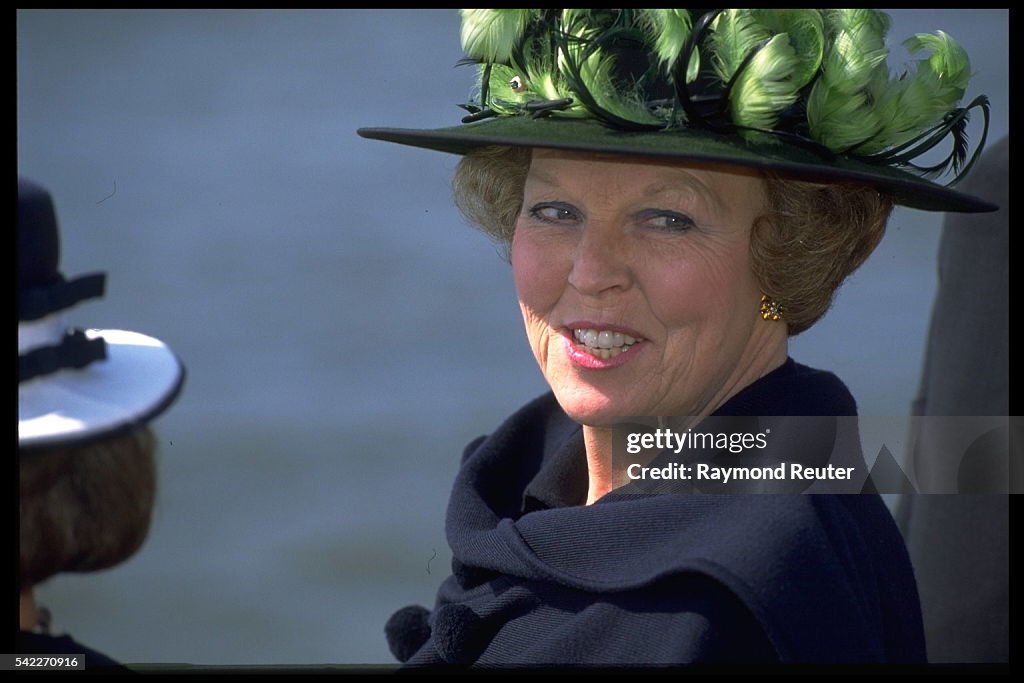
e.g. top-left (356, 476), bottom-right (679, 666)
top-left (512, 231), bottom-right (561, 308)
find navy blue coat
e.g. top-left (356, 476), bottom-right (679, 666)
top-left (386, 359), bottom-right (926, 666)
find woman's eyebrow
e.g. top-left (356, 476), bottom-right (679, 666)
top-left (523, 166), bottom-right (565, 191)
top-left (641, 175), bottom-right (721, 214)
top-left (525, 165), bottom-right (726, 214)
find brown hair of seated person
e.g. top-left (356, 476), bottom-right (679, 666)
top-left (19, 427), bottom-right (157, 631)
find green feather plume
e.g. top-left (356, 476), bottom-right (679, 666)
top-left (480, 63), bottom-right (532, 115)
top-left (806, 9), bottom-right (890, 152)
top-left (556, 9), bottom-right (660, 127)
top-left (476, 35), bottom-right (580, 117)
top-left (708, 9), bottom-right (771, 85)
top-left (860, 30), bottom-right (971, 153)
top-left (636, 9), bottom-right (695, 79)
top-left (460, 9), bottom-right (539, 64)
top-left (521, 35), bottom-right (571, 101)
top-left (905, 30), bottom-right (970, 99)
top-left (750, 10), bottom-right (824, 89)
top-left (729, 33), bottom-right (801, 135)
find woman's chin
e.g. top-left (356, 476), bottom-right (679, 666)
top-left (554, 390), bottom-right (641, 427)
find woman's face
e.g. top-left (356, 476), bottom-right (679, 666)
top-left (511, 149), bottom-right (781, 425)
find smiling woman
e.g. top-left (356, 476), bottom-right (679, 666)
top-left (458, 146), bottom-right (892, 506)
top-left (512, 151), bottom-right (785, 504)
top-left (514, 152), bottom-right (778, 418)
top-left (359, 8), bottom-right (995, 666)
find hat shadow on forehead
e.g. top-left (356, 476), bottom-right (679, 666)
top-left (17, 177), bottom-right (185, 451)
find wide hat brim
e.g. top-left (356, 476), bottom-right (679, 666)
top-left (19, 329), bottom-right (185, 450)
top-left (358, 117), bottom-right (996, 214)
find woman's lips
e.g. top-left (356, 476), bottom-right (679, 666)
top-left (563, 322), bottom-right (647, 369)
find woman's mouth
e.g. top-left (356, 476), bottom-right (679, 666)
top-left (572, 328), bottom-right (641, 360)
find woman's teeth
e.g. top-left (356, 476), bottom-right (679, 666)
top-left (573, 328), bottom-right (639, 359)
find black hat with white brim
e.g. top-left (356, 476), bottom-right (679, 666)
top-left (18, 177), bottom-right (185, 450)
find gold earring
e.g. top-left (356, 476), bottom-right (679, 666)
top-left (760, 294), bottom-right (786, 321)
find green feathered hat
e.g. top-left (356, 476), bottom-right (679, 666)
top-left (358, 9), bottom-right (994, 213)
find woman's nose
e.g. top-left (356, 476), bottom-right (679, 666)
top-left (567, 225), bottom-right (632, 297)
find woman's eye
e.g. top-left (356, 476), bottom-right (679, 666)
top-left (646, 212), bottom-right (695, 232)
top-left (529, 203), bottom-right (580, 223)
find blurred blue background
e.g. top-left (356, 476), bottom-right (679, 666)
top-left (17, 10), bottom-right (1008, 666)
